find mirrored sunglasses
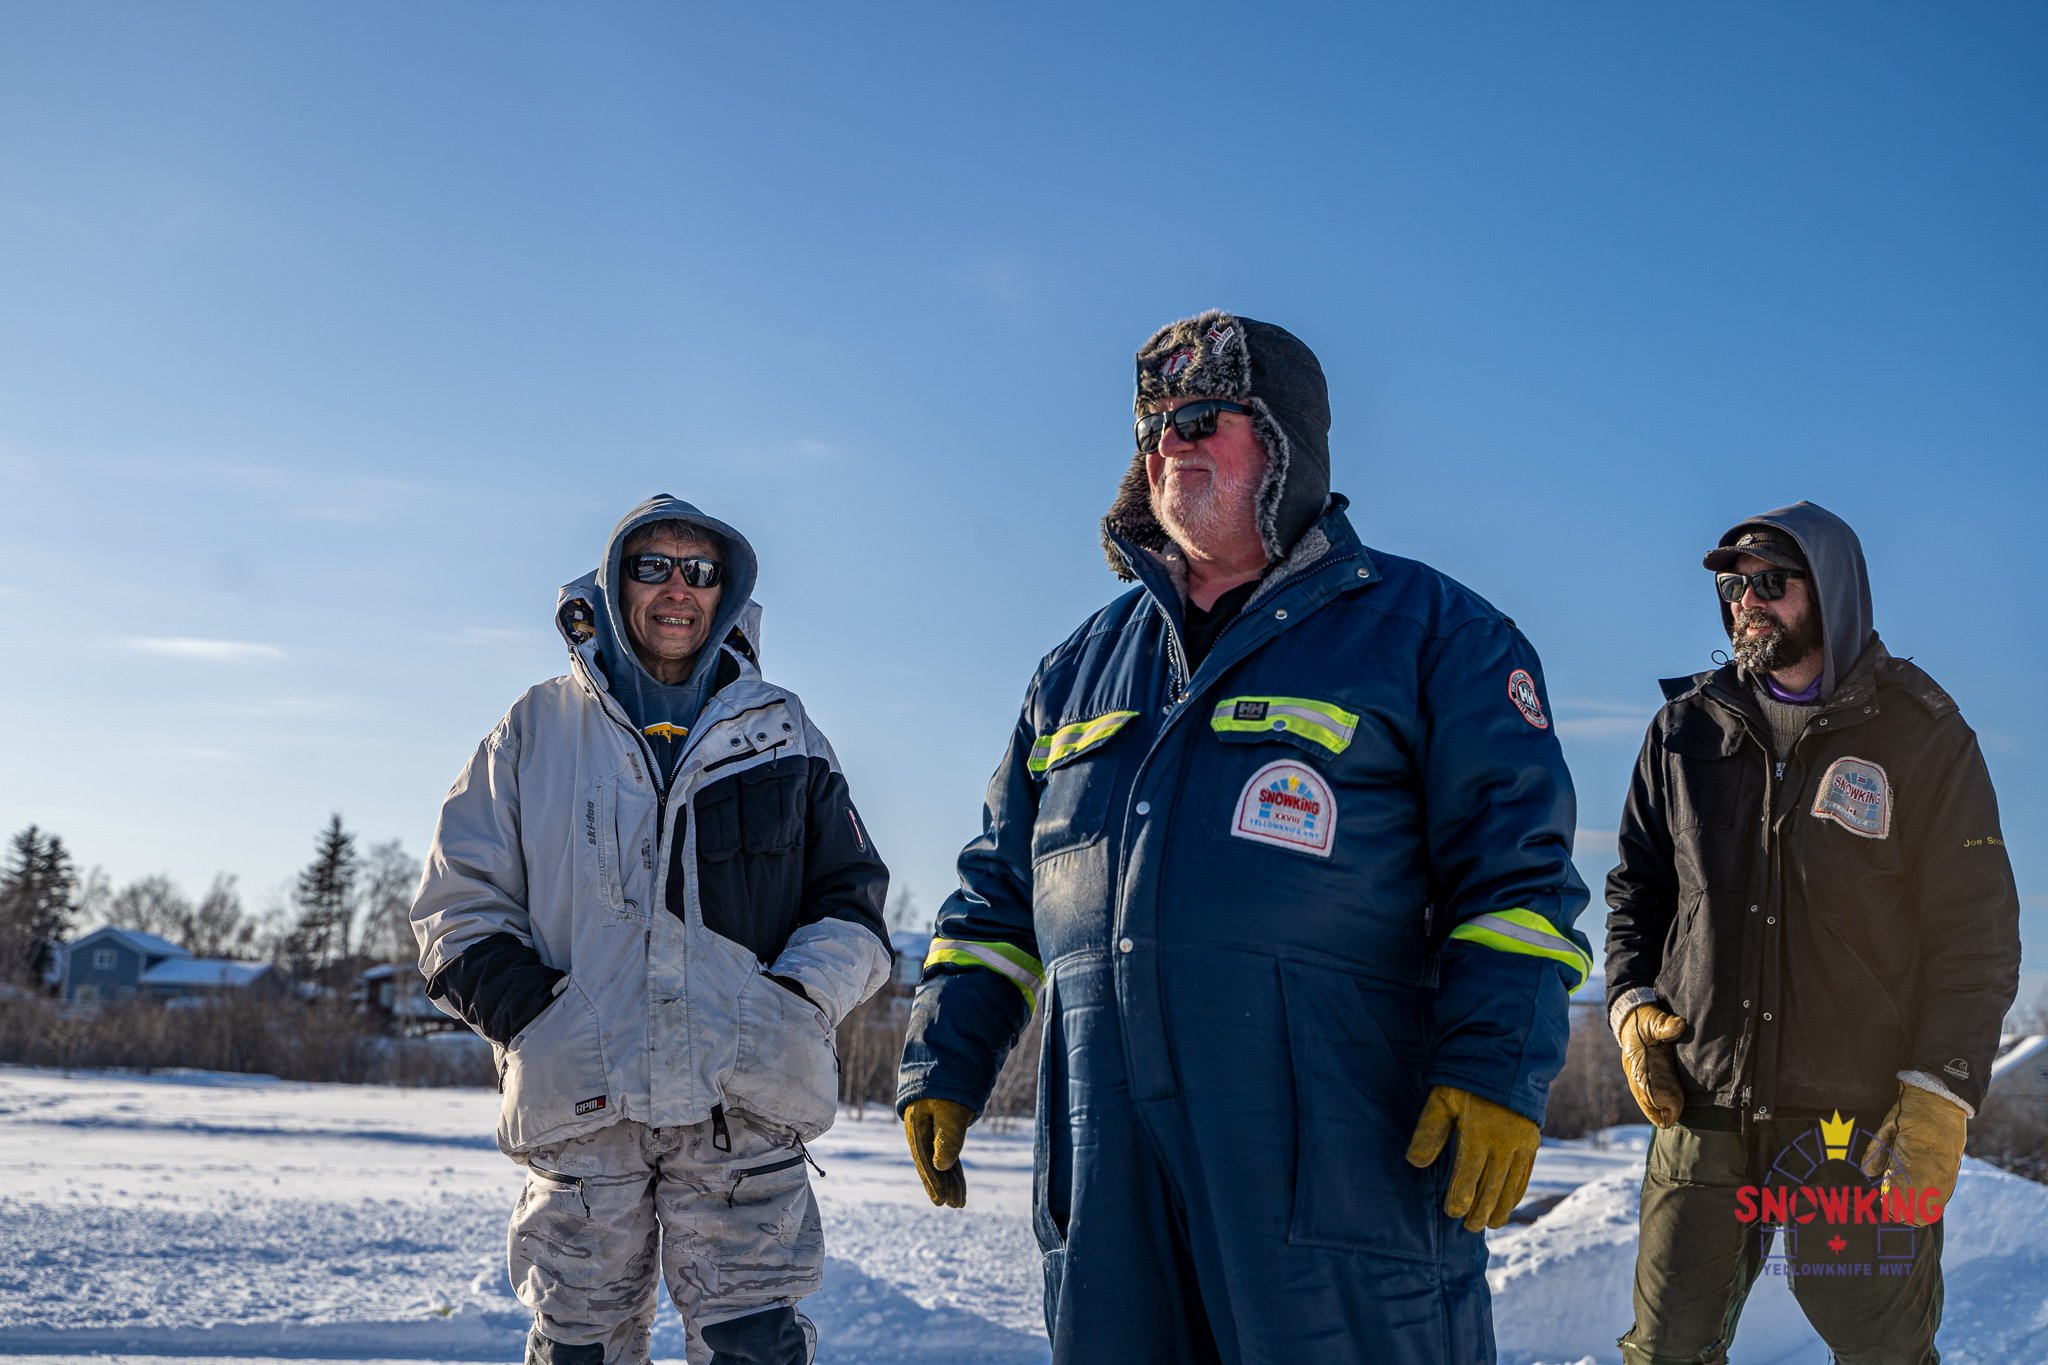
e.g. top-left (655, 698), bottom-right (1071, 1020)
top-left (626, 553), bottom-right (723, 588)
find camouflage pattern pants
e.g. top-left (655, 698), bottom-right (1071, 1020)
top-left (509, 1111), bottom-right (822, 1365)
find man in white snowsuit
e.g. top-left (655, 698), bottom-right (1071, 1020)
top-left (413, 495), bottom-right (893, 1365)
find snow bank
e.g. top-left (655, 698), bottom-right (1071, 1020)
top-left (1491, 1156), bottom-right (2048, 1365)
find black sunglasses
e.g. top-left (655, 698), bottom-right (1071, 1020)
top-left (1715, 568), bottom-right (1804, 603)
top-left (1135, 399), bottom-right (1253, 454)
top-left (626, 553), bottom-right (723, 589)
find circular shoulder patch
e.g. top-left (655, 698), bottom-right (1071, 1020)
top-left (1508, 669), bottom-right (1549, 730)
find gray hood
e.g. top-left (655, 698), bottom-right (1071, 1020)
top-left (1710, 500), bottom-right (1874, 703)
top-left (555, 494), bottom-right (761, 760)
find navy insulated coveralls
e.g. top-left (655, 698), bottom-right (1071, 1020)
top-left (898, 502), bottom-right (1591, 1364)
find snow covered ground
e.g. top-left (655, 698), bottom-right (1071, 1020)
top-left (0, 1067), bottom-right (2042, 1364)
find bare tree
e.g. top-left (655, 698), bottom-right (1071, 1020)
top-left (186, 875), bottom-right (260, 959)
top-left (108, 875), bottom-right (193, 942)
top-left (357, 840), bottom-right (422, 964)
top-left (886, 886), bottom-right (925, 932)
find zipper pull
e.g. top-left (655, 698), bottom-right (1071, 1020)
top-left (1774, 761), bottom-right (1785, 780)
top-left (711, 1103), bottom-right (731, 1153)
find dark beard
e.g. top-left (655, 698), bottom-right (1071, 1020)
top-left (1730, 606), bottom-right (1822, 675)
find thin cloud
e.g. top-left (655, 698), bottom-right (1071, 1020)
top-left (1554, 699), bottom-right (1656, 741)
top-left (126, 637), bottom-right (287, 663)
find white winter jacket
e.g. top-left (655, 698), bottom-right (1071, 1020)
top-left (413, 580), bottom-right (893, 1154)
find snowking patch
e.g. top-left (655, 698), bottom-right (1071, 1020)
top-left (1811, 756), bottom-right (1892, 839)
top-left (1507, 669), bottom-right (1549, 730)
top-left (1232, 760), bottom-right (1337, 857)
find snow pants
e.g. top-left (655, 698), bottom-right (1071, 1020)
top-left (1620, 1110), bottom-right (1943, 1365)
top-left (509, 1112), bottom-right (821, 1365)
top-left (1034, 950), bottom-right (1494, 1365)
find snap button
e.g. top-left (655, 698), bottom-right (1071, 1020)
top-left (1743, 999), bottom-right (1752, 1009)
top-left (1356, 567), bottom-right (1370, 578)
top-left (782, 722), bottom-right (793, 731)
top-left (1274, 608), bottom-right (1288, 620)
top-left (729, 737), bottom-right (743, 747)
top-left (1763, 1012), bottom-right (1773, 1021)
top-left (1749, 905), bottom-right (1759, 913)
top-left (1118, 937), bottom-right (1134, 953)
top-left (1134, 801), bottom-right (1151, 816)
top-left (1767, 916), bottom-right (1776, 925)
top-left (1756, 1106), bottom-right (1770, 1117)
top-left (755, 732), bottom-right (767, 741)
top-left (1818, 718), bottom-right (1829, 726)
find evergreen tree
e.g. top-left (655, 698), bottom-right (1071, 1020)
top-left (0, 826), bottom-right (80, 988)
top-left (286, 815), bottom-right (357, 986)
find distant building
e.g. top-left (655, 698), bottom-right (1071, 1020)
top-left (141, 957), bottom-right (286, 1003)
top-left (356, 962), bottom-right (449, 1033)
top-left (62, 927), bottom-right (189, 1003)
top-left (62, 927), bottom-right (278, 1004)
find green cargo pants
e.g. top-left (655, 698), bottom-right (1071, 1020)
top-left (1618, 1108), bottom-right (1943, 1365)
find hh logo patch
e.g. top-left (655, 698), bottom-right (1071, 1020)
top-left (1232, 760), bottom-right (1337, 857)
top-left (1811, 756), bottom-right (1892, 839)
top-left (574, 1095), bottom-right (607, 1117)
top-left (1507, 669), bottom-right (1549, 729)
top-left (1233, 699), bottom-right (1270, 721)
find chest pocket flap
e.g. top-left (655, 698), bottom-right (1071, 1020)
top-left (1029, 710), bottom-right (1138, 775)
top-left (1210, 695), bottom-right (1359, 757)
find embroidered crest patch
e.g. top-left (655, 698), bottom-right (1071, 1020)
top-left (1204, 324), bottom-right (1236, 351)
top-left (1811, 756), bottom-right (1892, 839)
top-left (1507, 669), bottom-right (1549, 729)
top-left (1159, 346), bottom-right (1195, 378)
top-left (1232, 760), bottom-right (1337, 857)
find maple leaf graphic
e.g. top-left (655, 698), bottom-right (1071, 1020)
top-left (1828, 1234), bottom-right (1848, 1255)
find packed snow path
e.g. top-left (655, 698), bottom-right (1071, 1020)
top-left (0, 1068), bottom-right (2042, 1363)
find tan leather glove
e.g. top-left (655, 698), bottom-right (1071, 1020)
top-left (1404, 1084), bottom-right (1541, 1232)
top-left (903, 1098), bottom-right (975, 1209)
top-left (1617, 1002), bottom-right (1687, 1129)
top-left (1859, 1083), bottom-right (1967, 1226)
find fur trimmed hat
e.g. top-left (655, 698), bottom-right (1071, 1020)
top-left (1100, 310), bottom-right (1332, 579)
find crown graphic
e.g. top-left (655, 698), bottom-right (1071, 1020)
top-left (1821, 1110), bottom-right (1855, 1162)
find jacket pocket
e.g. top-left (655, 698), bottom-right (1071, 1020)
top-left (1027, 712), bottom-right (1136, 863)
top-left (721, 969), bottom-right (839, 1140)
top-left (498, 978), bottom-right (611, 1153)
top-left (585, 777), bottom-right (630, 911)
top-left (1281, 959), bottom-right (1444, 1259)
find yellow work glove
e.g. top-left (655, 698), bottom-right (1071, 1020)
top-left (1859, 1083), bottom-right (1967, 1226)
top-left (903, 1098), bottom-right (975, 1209)
top-left (1404, 1084), bottom-right (1540, 1232)
top-left (1617, 1002), bottom-right (1687, 1129)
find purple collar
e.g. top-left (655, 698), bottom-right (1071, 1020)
top-left (1763, 671), bottom-right (1823, 704)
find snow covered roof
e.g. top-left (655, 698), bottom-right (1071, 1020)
top-left (71, 926), bottom-right (191, 960)
top-left (140, 959), bottom-right (271, 989)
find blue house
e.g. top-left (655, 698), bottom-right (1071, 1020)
top-left (62, 927), bottom-right (190, 1003)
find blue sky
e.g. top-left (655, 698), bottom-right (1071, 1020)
top-left (2, 3), bottom-right (2042, 1002)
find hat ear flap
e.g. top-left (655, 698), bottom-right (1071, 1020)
top-left (1100, 451), bottom-right (1167, 580)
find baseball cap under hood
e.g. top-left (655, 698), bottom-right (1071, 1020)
top-left (1708, 500), bottom-right (1874, 702)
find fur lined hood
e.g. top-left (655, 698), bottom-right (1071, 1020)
top-left (1101, 310), bottom-right (1331, 580)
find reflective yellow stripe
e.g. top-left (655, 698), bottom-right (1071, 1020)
top-left (1210, 695), bottom-right (1360, 754)
top-left (924, 937), bottom-right (1044, 1011)
top-left (1447, 908), bottom-right (1592, 993)
top-left (1027, 711), bottom-right (1139, 775)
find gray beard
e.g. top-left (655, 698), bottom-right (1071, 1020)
top-left (1730, 607), bottom-right (1821, 676)
top-left (1152, 478), bottom-right (1261, 561)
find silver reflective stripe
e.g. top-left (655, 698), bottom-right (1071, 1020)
top-left (928, 937), bottom-right (1042, 996)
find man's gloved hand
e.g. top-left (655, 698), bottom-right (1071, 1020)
top-left (903, 1098), bottom-right (975, 1208)
top-left (1617, 1002), bottom-right (1687, 1129)
top-left (1859, 1083), bottom-right (1967, 1226)
top-left (1404, 1084), bottom-right (1541, 1232)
